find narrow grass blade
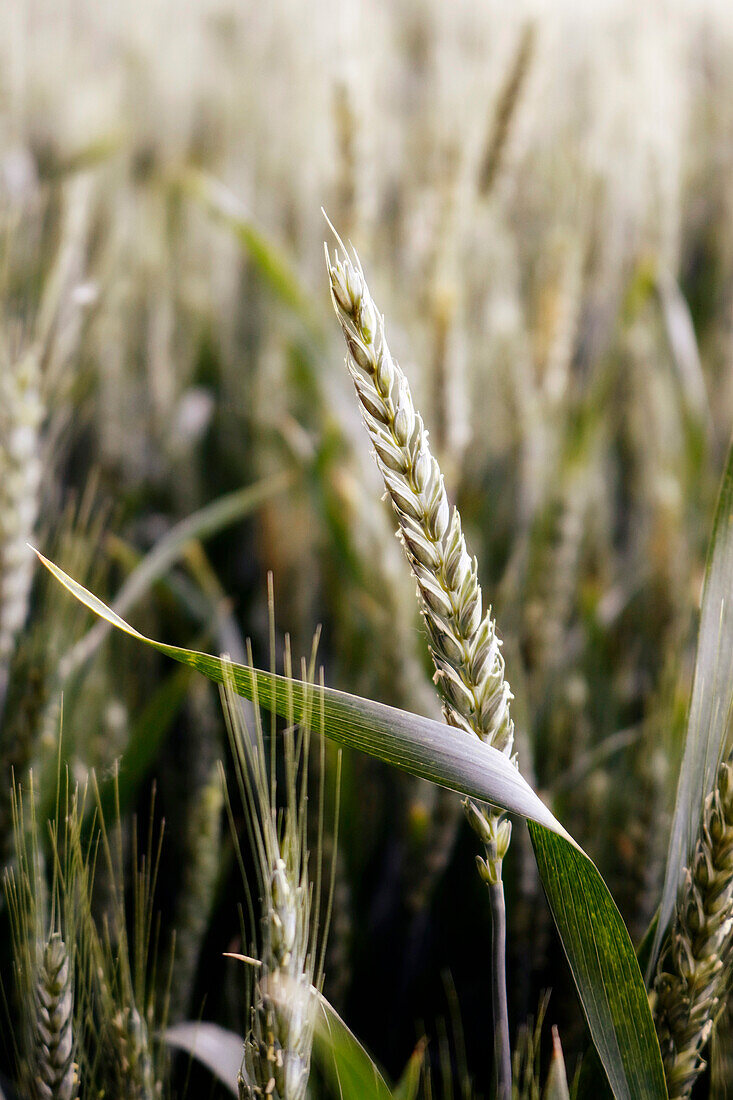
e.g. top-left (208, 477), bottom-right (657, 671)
top-left (530, 825), bottom-right (666, 1100)
top-left (181, 169), bottom-right (322, 338)
top-left (651, 436), bottom-right (733, 972)
top-left (657, 272), bottom-right (710, 431)
top-left (37, 553), bottom-right (667, 1098)
top-left (62, 473), bottom-right (294, 678)
top-left (163, 1022), bottom-right (241, 1096)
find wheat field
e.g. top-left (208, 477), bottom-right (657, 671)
top-left (2, 1), bottom-right (733, 1097)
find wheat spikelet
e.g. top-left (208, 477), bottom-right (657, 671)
top-left (4, 773), bottom-right (81, 1100)
top-left (108, 1005), bottom-right (156, 1100)
top-left (239, 853), bottom-right (312, 1100)
top-left (652, 758), bottom-right (733, 1098)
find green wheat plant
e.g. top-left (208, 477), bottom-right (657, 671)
top-left (325, 229), bottom-right (517, 1095)
top-left (219, 597), bottom-right (340, 1100)
top-left (7, 6), bottom-right (733, 1098)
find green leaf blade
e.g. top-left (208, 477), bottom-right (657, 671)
top-left (313, 990), bottom-right (393, 1100)
top-left (34, 551), bottom-right (571, 838)
top-left (529, 824), bottom-right (667, 1100)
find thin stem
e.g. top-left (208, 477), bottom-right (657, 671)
top-left (488, 865), bottom-right (511, 1100)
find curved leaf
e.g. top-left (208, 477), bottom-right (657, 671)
top-left (34, 552), bottom-right (570, 837)
top-left (163, 1021), bottom-right (241, 1095)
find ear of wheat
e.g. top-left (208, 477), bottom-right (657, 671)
top-left (0, 345), bottom-right (44, 719)
top-left (325, 238), bottom-right (514, 762)
top-left (652, 757), bottom-right (733, 1099)
top-left (3, 776), bottom-right (79, 1100)
top-left (34, 933), bottom-right (77, 1100)
top-left (222, 622), bottom-right (337, 1100)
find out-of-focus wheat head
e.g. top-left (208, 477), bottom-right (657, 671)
top-left (652, 757), bottom-right (733, 1099)
top-left (0, 341), bottom-right (43, 714)
top-left (3, 777), bottom-right (79, 1100)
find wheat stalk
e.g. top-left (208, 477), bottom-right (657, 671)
top-left (477, 22), bottom-right (536, 199)
top-left (326, 232), bottom-right (516, 1097)
top-left (652, 757), bottom-right (733, 1098)
top-left (168, 757), bottom-right (223, 1019)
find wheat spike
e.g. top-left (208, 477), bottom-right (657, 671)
top-left (477, 22), bottom-right (536, 199)
top-left (222, 629), bottom-right (334, 1100)
top-left (108, 1005), bottom-right (156, 1100)
top-left (0, 345), bottom-right (43, 716)
top-left (34, 933), bottom-right (77, 1100)
top-left (653, 758), bottom-right (733, 1098)
top-left (239, 854), bottom-right (312, 1100)
top-left (326, 239), bottom-right (515, 762)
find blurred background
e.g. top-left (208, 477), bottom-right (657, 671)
top-left (2, 0), bottom-right (733, 1093)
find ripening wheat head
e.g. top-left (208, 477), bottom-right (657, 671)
top-left (325, 236), bottom-right (514, 760)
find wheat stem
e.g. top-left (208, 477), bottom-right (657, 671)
top-left (489, 878), bottom-right (511, 1100)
